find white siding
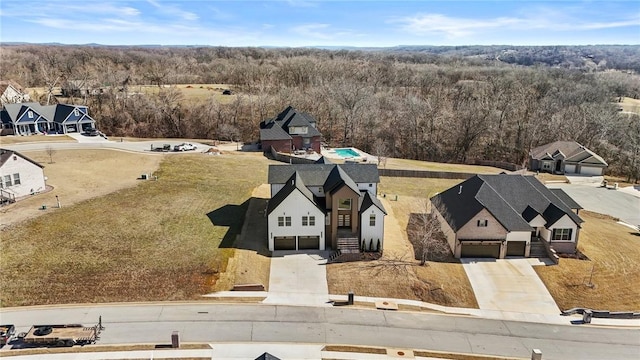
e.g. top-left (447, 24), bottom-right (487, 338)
top-left (356, 182), bottom-right (376, 194)
top-left (360, 204), bottom-right (385, 250)
top-left (268, 189), bottom-right (325, 251)
top-left (506, 231), bottom-right (531, 242)
top-left (0, 153), bottom-right (45, 198)
top-left (546, 214), bottom-right (578, 242)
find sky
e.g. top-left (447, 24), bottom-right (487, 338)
top-left (1, 0), bottom-right (638, 47)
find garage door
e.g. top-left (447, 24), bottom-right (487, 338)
top-left (461, 244), bottom-right (501, 258)
top-left (579, 166), bottom-right (602, 176)
top-left (274, 236), bottom-right (296, 250)
top-left (298, 236), bottom-right (320, 250)
top-left (564, 164), bottom-right (576, 173)
top-left (506, 241), bottom-right (526, 256)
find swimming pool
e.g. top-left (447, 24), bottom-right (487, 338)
top-left (333, 148), bottom-right (360, 158)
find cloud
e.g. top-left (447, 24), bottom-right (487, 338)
top-left (146, 0), bottom-right (199, 21)
top-left (392, 10), bottom-right (640, 38)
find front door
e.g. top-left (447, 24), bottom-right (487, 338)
top-left (555, 160), bottom-right (562, 173)
top-left (338, 214), bottom-right (351, 228)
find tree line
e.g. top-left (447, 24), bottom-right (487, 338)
top-left (0, 44), bottom-right (638, 181)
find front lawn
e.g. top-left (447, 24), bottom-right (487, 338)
top-left (535, 211), bottom-right (640, 311)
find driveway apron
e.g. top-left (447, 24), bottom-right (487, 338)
top-left (263, 252), bottom-right (330, 306)
top-left (462, 258), bottom-right (560, 315)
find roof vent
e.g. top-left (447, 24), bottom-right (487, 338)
top-left (458, 185), bottom-right (463, 195)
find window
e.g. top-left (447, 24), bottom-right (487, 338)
top-left (74, 109), bottom-right (79, 116)
top-left (28, 111), bottom-right (34, 119)
top-left (369, 214), bottom-right (376, 226)
top-left (4, 175), bottom-right (12, 187)
top-left (13, 173), bottom-right (20, 185)
top-left (302, 216), bottom-right (308, 226)
top-left (368, 183), bottom-right (372, 187)
top-left (477, 219), bottom-right (488, 227)
top-left (309, 216), bottom-right (315, 226)
top-left (278, 217), bottom-right (284, 226)
top-left (338, 198), bottom-right (351, 210)
top-left (552, 228), bottom-right (572, 241)
top-left (285, 216), bottom-right (291, 226)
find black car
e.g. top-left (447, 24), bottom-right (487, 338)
top-left (83, 128), bottom-right (99, 136)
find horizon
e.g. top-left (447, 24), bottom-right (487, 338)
top-left (1, 1), bottom-right (639, 47)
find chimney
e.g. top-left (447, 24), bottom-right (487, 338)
top-left (458, 185), bottom-right (463, 195)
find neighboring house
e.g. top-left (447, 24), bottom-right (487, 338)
top-left (267, 163), bottom-right (385, 252)
top-left (529, 141), bottom-right (608, 175)
top-left (431, 174), bottom-right (583, 259)
top-left (1, 102), bottom-right (96, 135)
top-left (61, 79), bottom-right (104, 98)
top-left (0, 149), bottom-right (46, 203)
top-left (0, 80), bottom-right (31, 106)
top-left (260, 106), bottom-right (322, 154)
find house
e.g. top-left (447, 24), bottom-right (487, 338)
top-left (0, 149), bottom-right (46, 203)
top-left (260, 106), bottom-right (322, 154)
top-left (0, 80), bottom-right (31, 106)
top-left (430, 174), bottom-right (583, 259)
top-left (61, 79), bottom-right (104, 98)
top-left (267, 163), bottom-right (385, 251)
top-left (529, 141), bottom-right (608, 175)
top-left (1, 103), bottom-right (96, 136)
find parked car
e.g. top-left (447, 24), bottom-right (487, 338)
top-left (0, 325), bottom-right (15, 346)
top-left (174, 143), bottom-right (197, 151)
top-left (83, 128), bottom-right (99, 136)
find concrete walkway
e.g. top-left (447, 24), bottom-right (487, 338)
top-left (461, 258), bottom-right (560, 317)
top-left (262, 251), bottom-right (331, 306)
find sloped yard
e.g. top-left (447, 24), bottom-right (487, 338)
top-left (0, 152), bottom-right (268, 306)
top-left (535, 211), bottom-right (640, 311)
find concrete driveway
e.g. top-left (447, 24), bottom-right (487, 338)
top-left (263, 251), bottom-right (330, 306)
top-left (547, 183), bottom-right (640, 226)
top-left (462, 258), bottom-right (560, 317)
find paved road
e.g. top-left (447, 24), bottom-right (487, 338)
top-left (547, 183), bottom-right (640, 226)
top-left (461, 259), bottom-right (560, 318)
top-left (1, 303), bottom-right (638, 360)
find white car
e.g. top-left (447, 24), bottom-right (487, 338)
top-left (174, 143), bottom-right (197, 151)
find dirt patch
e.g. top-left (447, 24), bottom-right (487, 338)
top-left (0, 343), bottom-right (211, 357)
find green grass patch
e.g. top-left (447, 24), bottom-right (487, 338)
top-left (379, 177), bottom-right (460, 198)
top-left (0, 153), bottom-right (267, 306)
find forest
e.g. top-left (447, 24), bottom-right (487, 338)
top-left (1, 44), bottom-right (639, 181)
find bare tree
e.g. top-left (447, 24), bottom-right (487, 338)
top-left (372, 138), bottom-right (388, 168)
top-left (407, 199), bottom-right (451, 265)
top-left (45, 146), bottom-right (56, 164)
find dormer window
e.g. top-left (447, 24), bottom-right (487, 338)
top-left (28, 111), bottom-right (34, 118)
top-left (477, 220), bottom-right (488, 227)
top-left (289, 126), bottom-right (308, 135)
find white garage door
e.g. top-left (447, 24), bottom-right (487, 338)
top-left (580, 166), bottom-right (603, 176)
top-left (564, 164), bottom-right (576, 173)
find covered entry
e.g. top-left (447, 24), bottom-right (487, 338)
top-left (460, 242), bottom-right (501, 258)
top-left (506, 241), bottom-right (526, 256)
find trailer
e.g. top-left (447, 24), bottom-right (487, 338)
top-left (21, 318), bottom-right (102, 347)
top-left (0, 324), bottom-right (15, 346)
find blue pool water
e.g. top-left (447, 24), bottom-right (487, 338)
top-left (334, 148), bottom-right (360, 158)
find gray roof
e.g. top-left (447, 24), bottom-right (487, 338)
top-left (359, 191), bottom-right (387, 215)
top-left (324, 165), bottom-right (360, 195)
top-left (431, 174), bottom-right (583, 232)
top-left (268, 164), bottom-right (379, 186)
top-left (314, 156), bottom-right (333, 164)
top-left (260, 106), bottom-right (322, 141)
top-left (2, 103), bottom-right (94, 125)
top-left (530, 141), bottom-right (607, 166)
top-left (0, 148), bottom-right (44, 169)
top-left (549, 189), bottom-right (583, 210)
top-left (267, 172), bottom-right (323, 215)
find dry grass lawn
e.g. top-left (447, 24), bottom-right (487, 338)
top-left (617, 97), bottom-right (640, 114)
top-left (328, 177), bottom-right (477, 308)
top-left (0, 344), bottom-right (210, 357)
top-left (0, 150), bottom-right (162, 227)
top-left (535, 211), bottom-right (640, 311)
top-left (0, 152), bottom-right (268, 306)
top-left (383, 158), bottom-right (503, 174)
top-left (0, 134), bottom-right (75, 145)
top-left (132, 84), bottom-right (237, 104)
top-left (533, 172), bottom-right (568, 183)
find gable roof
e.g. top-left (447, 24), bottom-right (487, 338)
top-left (323, 165), bottom-right (360, 195)
top-left (530, 141), bottom-right (607, 166)
top-left (431, 174), bottom-right (583, 233)
top-left (267, 171), bottom-right (323, 215)
top-left (314, 156), bottom-right (333, 164)
top-left (0, 148), bottom-right (44, 169)
top-left (0, 80), bottom-right (26, 95)
top-left (268, 163), bottom-right (379, 186)
top-left (359, 191), bottom-right (387, 215)
top-left (260, 106), bottom-right (321, 140)
top-left (549, 189), bottom-right (583, 210)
